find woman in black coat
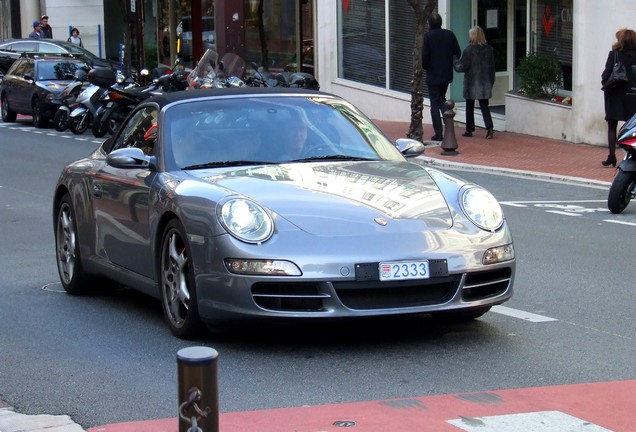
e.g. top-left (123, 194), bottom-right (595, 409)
top-left (454, 26), bottom-right (495, 139)
top-left (601, 28), bottom-right (636, 167)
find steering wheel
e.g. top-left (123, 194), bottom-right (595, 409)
top-left (300, 143), bottom-right (337, 159)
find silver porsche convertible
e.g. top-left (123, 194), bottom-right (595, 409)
top-left (53, 87), bottom-right (515, 339)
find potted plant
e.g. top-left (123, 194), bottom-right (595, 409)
top-left (506, 52), bottom-right (573, 140)
top-left (516, 52), bottom-right (563, 99)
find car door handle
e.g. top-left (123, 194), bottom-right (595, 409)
top-left (92, 183), bottom-right (103, 197)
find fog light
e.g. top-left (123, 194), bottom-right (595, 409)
top-left (225, 259), bottom-right (301, 276)
top-left (482, 244), bottom-right (515, 265)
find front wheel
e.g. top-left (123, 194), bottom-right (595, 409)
top-left (608, 170), bottom-right (636, 214)
top-left (70, 111), bottom-right (91, 134)
top-left (159, 220), bottom-right (204, 339)
top-left (32, 97), bottom-right (47, 128)
top-left (55, 194), bottom-right (91, 295)
top-left (1, 92), bottom-right (17, 122)
top-left (53, 109), bottom-right (69, 132)
top-left (91, 111), bottom-right (108, 138)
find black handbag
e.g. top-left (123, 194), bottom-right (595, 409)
top-left (602, 51), bottom-right (629, 92)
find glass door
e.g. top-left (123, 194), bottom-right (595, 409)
top-left (474, 0), bottom-right (511, 105)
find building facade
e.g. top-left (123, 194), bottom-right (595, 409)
top-left (3, 0), bottom-right (636, 146)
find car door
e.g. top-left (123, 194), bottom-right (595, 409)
top-left (90, 106), bottom-right (160, 278)
top-left (8, 59), bottom-right (35, 112)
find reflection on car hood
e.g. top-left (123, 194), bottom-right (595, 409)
top-left (38, 80), bottom-right (74, 92)
top-left (189, 161), bottom-right (453, 234)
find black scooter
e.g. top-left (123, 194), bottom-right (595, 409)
top-left (51, 68), bottom-right (89, 132)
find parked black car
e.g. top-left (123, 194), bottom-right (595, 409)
top-left (0, 39), bottom-right (117, 79)
top-left (1, 54), bottom-right (91, 127)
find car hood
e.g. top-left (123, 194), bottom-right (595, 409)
top-left (187, 161), bottom-right (453, 234)
top-left (38, 80), bottom-right (74, 92)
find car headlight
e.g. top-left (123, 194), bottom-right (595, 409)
top-left (218, 198), bottom-right (274, 244)
top-left (460, 186), bottom-right (503, 231)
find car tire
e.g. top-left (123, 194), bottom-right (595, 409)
top-left (430, 305), bottom-right (492, 323)
top-left (70, 112), bottom-right (91, 135)
top-left (53, 109), bottom-right (69, 132)
top-left (1, 92), bottom-right (17, 122)
top-left (159, 219), bottom-right (205, 339)
top-left (55, 194), bottom-right (92, 295)
top-left (91, 112), bottom-right (108, 138)
top-left (608, 170), bottom-right (636, 214)
top-left (32, 97), bottom-right (47, 128)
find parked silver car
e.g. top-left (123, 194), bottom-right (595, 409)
top-left (53, 87), bottom-right (515, 339)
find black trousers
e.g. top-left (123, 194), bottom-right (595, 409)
top-left (428, 84), bottom-right (448, 137)
top-left (465, 99), bottom-right (494, 132)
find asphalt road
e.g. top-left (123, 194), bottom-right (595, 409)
top-left (1, 122), bottom-right (635, 429)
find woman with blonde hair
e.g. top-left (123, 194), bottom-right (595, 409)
top-left (454, 26), bottom-right (495, 139)
top-left (601, 28), bottom-right (636, 167)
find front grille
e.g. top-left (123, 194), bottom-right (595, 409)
top-left (333, 277), bottom-right (460, 310)
top-left (252, 282), bottom-right (329, 311)
top-left (462, 268), bottom-right (512, 300)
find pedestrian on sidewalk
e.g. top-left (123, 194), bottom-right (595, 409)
top-left (601, 28), bottom-right (636, 167)
top-left (67, 28), bottom-right (83, 47)
top-left (28, 21), bottom-right (41, 39)
top-left (454, 26), bottom-right (495, 139)
top-left (39, 15), bottom-right (53, 38)
top-left (422, 12), bottom-right (461, 142)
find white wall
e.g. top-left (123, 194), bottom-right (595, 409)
top-left (573, 2), bottom-right (636, 145)
top-left (42, 0), bottom-right (105, 58)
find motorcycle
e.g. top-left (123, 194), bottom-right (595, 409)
top-left (68, 68), bottom-right (116, 135)
top-left (186, 49), bottom-right (247, 89)
top-left (51, 68), bottom-right (89, 132)
top-left (91, 68), bottom-right (187, 138)
top-left (608, 112), bottom-right (636, 213)
top-left (244, 62), bottom-right (319, 90)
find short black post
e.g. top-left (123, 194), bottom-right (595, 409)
top-left (440, 100), bottom-right (459, 155)
top-left (177, 347), bottom-right (219, 432)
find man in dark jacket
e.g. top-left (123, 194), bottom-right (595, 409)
top-left (39, 15), bottom-right (53, 38)
top-left (422, 12), bottom-right (461, 141)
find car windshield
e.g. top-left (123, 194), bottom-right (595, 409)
top-left (38, 61), bottom-right (87, 80)
top-left (163, 96), bottom-right (403, 170)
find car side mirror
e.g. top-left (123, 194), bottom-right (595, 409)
top-left (23, 74), bottom-right (34, 82)
top-left (395, 138), bottom-right (425, 158)
top-left (106, 147), bottom-right (156, 170)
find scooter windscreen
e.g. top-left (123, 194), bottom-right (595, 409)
top-left (187, 49), bottom-right (220, 89)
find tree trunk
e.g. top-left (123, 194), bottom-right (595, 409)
top-left (406, 0), bottom-right (437, 142)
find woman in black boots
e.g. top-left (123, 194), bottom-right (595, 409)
top-left (601, 28), bottom-right (636, 167)
top-left (454, 26), bottom-right (495, 139)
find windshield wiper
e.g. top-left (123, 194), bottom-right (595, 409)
top-left (287, 155), bottom-right (378, 163)
top-left (182, 160), bottom-right (275, 170)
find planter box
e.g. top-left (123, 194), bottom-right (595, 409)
top-left (505, 92), bottom-right (573, 141)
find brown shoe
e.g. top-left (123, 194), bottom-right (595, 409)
top-left (485, 128), bottom-right (494, 139)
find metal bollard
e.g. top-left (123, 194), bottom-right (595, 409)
top-left (440, 100), bottom-right (459, 155)
top-left (177, 346), bottom-right (219, 432)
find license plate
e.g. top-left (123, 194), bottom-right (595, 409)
top-left (379, 260), bottom-right (430, 281)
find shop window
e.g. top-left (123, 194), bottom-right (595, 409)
top-left (338, 1), bottom-right (436, 96)
top-left (531, 0), bottom-right (573, 91)
top-left (337, 0), bottom-right (386, 87)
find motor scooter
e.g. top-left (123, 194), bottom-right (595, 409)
top-left (608, 112), bottom-right (636, 213)
top-left (51, 68), bottom-right (89, 132)
top-left (68, 68), bottom-right (116, 135)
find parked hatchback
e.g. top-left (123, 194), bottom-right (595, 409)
top-left (1, 55), bottom-right (90, 127)
top-left (0, 39), bottom-right (117, 79)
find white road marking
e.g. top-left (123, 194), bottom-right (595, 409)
top-left (546, 210), bottom-right (582, 216)
top-left (447, 410), bottom-right (613, 431)
top-left (491, 306), bottom-right (558, 322)
top-left (604, 219), bottom-right (636, 227)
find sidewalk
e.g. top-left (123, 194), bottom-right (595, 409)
top-left (0, 122), bottom-right (617, 432)
top-left (374, 120), bottom-right (614, 186)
